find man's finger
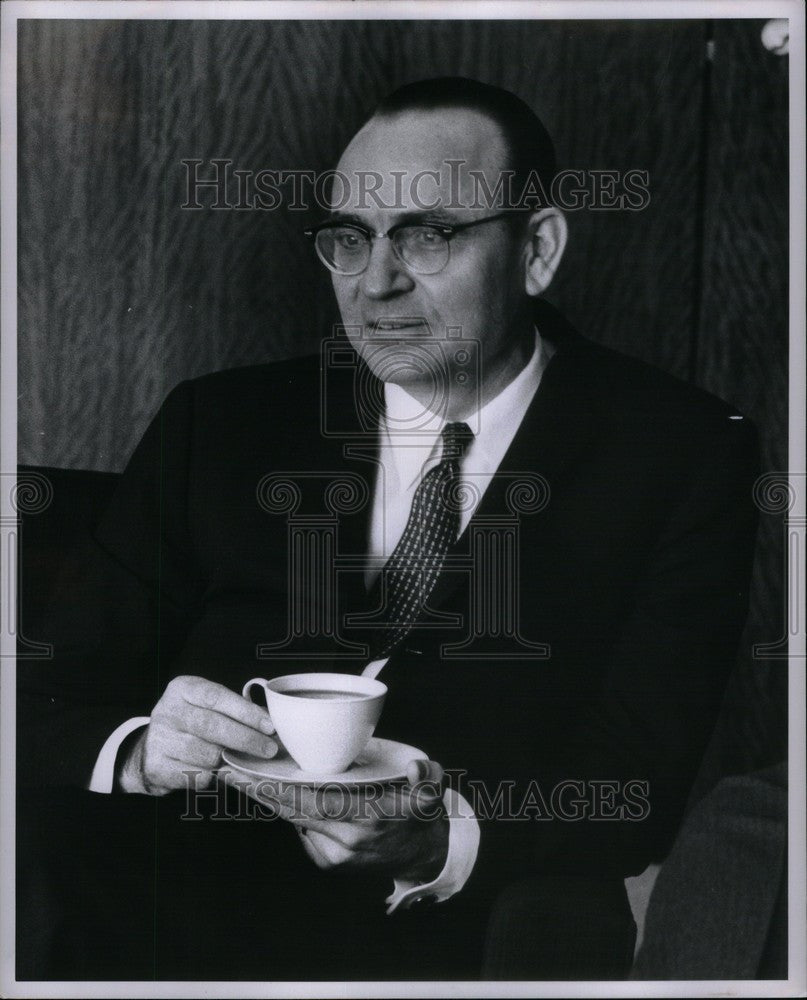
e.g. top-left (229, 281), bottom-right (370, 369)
top-left (167, 732), bottom-right (222, 770)
top-left (286, 815), bottom-right (368, 850)
top-left (218, 766), bottom-right (255, 795)
top-left (217, 768), bottom-right (273, 799)
top-left (267, 783), bottom-right (360, 821)
top-left (304, 829), bottom-right (357, 867)
top-left (218, 774), bottom-right (301, 816)
top-left (297, 826), bottom-right (330, 867)
top-left (386, 759), bottom-right (445, 817)
top-left (178, 677), bottom-right (276, 735)
top-left (177, 704), bottom-right (279, 758)
top-left (406, 758), bottom-right (444, 788)
top-left (217, 772), bottom-right (318, 822)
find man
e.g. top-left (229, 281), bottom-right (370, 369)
top-left (18, 78), bottom-right (759, 981)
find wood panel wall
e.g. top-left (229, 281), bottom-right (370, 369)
top-left (695, 20), bottom-right (789, 778)
top-left (17, 19), bottom-right (789, 773)
top-left (18, 19), bottom-right (710, 469)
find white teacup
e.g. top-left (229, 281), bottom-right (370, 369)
top-left (242, 672), bottom-right (387, 774)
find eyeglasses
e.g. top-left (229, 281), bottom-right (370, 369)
top-left (303, 212), bottom-right (515, 276)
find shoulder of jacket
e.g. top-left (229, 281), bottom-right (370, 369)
top-left (536, 299), bottom-right (750, 431)
top-left (171, 353), bottom-right (322, 402)
top-left (571, 337), bottom-right (753, 435)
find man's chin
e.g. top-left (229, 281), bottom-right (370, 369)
top-left (350, 340), bottom-right (450, 388)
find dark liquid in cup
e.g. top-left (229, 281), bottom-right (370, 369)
top-left (285, 689), bottom-right (371, 700)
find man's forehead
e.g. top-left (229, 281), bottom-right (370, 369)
top-left (333, 107), bottom-right (509, 213)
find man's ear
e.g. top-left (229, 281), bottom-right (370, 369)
top-left (522, 208), bottom-right (568, 296)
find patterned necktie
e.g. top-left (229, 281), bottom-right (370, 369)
top-left (369, 421), bottom-right (474, 660)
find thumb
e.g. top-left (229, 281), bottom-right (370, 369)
top-left (406, 758), bottom-right (444, 786)
top-left (405, 758), bottom-right (445, 807)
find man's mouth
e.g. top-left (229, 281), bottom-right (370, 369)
top-left (367, 318), bottom-right (428, 333)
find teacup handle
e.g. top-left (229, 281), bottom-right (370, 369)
top-left (243, 677), bottom-right (271, 709)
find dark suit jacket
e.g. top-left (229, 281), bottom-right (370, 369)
top-left (19, 299), bottom-right (759, 915)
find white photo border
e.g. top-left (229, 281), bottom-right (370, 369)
top-left (1, 2), bottom-right (804, 997)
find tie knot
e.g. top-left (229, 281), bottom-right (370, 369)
top-left (441, 421), bottom-right (474, 462)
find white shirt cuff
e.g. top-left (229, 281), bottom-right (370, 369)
top-left (88, 716), bottom-right (151, 793)
top-left (385, 788), bottom-right (480, 914)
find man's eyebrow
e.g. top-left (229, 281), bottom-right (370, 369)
top-left (326, 209), bottom-right (461, 228)
top-left (327, 212), bottom-right (368, 227)
top-left (393, 209), bottom-right (458, 226)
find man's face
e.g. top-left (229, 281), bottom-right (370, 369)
top-left (331, 109), bottom-right (535, 406)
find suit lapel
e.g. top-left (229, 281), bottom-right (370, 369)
top-left (317, 350), bottom-right (382, 621)
top-left (319, 304), bottom-right (604, 634)
top-left (425, 300), bottom-right (603, 614)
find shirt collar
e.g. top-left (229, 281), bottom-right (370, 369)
top-left (381, 329), bottom-right (550, 490)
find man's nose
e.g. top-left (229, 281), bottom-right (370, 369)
top-left (360, 237), bottom-right (415, 299)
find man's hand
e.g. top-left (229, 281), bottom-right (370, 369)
top-left (117, 675), bottom-right (278, 795)
top-left (220, 759), bottom-right (449, 882)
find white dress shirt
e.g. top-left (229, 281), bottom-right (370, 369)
top-left (90, 329), bottom-right (553, 913)
top-left (368, 329), bottom-right (553, 582)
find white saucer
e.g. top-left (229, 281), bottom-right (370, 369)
top-left (221, 737), bottom-right (427, 787)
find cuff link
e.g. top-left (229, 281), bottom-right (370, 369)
top-left (409, 892), bottom-right (439, 908)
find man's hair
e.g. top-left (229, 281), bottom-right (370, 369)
top-left (374, 77), bottom-right (557, 208)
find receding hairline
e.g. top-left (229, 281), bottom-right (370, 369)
top-left (340, 104), bottom-right (512, 171)
top-left (368, 77), bottom-right (557, 185)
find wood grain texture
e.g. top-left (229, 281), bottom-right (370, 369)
top-left (693, 20), bottom-right (789, 778)
top-left (18, 20), bottom-right (387, 469)
top-left (19, 19), bottom-right (706, 470)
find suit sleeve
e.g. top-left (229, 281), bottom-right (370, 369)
top-left (462, 415), bottom-right (760, 896)
top-left (17, 380), bottom-right (203, 789)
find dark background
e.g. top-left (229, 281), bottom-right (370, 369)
top-left (17, 18), bottom-right (788, 777)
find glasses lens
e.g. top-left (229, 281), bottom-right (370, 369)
top-left (394, 226), bottom-right (450, 274)
top-left (315, 226), bottom-right (370, 274)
